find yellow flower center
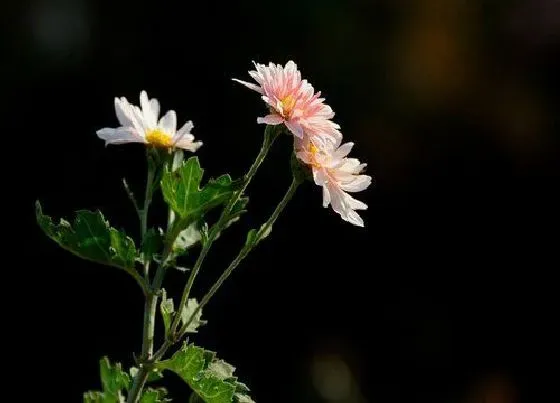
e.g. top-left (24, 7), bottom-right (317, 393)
top-left (280, 94), bottom-right (296, 117)
top-left (145, 128), bottom-right (173, 148)
top-left (308, 143), bottom-right (322, 168)
top-left (309, 143), bottom-right (319, 154)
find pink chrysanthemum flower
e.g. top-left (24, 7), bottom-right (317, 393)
top-left (97, 91), bottom-right (202, 152)
top-left (233, 61), bottom-right (342, 148)
top-left (295, 137), bottom-right (371, 227)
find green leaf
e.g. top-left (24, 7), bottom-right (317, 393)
top-left (227, 197), bottom-right (249, 226)
top-left (36, 202), bottom-right (137, 270)
top-left (180, 298), bottom-right (206, 333)
top-left (207, 360), bottom-right (235, 379)
top-left (84, 357), bottom-right (131, 403)
top-left (244, 229), bottom-right (258, 248)
top-left (142, 228), bottom-right (164, 263)
top-left (140, 388), bottom-right (170, 403)
top-left (157, 343), bottom-right (254, 403)
top-left (100, 357), bottom-right (131, 395)
top-left (160, 289), bottom-right (175, 338)
top-left (83, 391), bottom-right (110, 403)
top-left (161, 157), bottom-right (239, 224)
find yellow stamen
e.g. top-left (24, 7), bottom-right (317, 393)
top-left (308, 143), bottom-right (321, 168)
top-left (280, 94), bottom-right (296, 117)
top-left (145, 128), bottom-right (173, 148)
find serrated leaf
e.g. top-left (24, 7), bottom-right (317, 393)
top-left (180, 298), bottom-right (206, 333)
top-left (100, 357), bottom-right (131, 395)
top-left (157, 344), bottom-right (254, 403)
top-left (142, 228), bottom-right (164, 262)
top-left (36, 202), bottom-right (137, 269)
top-left (161, 157), bottom-right (239, 224)
top-left (160, 289), bottom-right (175, 338)
top-left (140, 387), bottom-right (170, 403)
top-left (207, 360), bottom-right (235, 380)
top-left (84, 357), bottom-right (130, 403)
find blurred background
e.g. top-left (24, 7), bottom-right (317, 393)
top-left (3, 0), bottom-right (559, 402)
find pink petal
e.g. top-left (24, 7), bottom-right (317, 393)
top-left (284, 120), bottom-right (304, 138)
top-left (257, 114), bottom-right (284, 125)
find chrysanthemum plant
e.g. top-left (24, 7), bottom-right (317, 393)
top-left (36, 61), bottom-right (371, 403)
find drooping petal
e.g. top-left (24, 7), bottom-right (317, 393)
top-left (344, 209), bottom-right (365, 227)
top-left (96, 127), bottom-right (146, 145)
top-left (257, 114), bottom-right (284, 125)
top-left (174, 135), bottom-right (203, 152)
top-left (340, 175), bottom-right (372, 192)
top-left (159, 110), bottom-right (177, 135)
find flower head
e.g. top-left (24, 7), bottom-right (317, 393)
top-left (96, 91), bottom-right (202, 152)
top-left (233, 61), bottom-right (342, 148)
top-left (296, 137), bottom-right (371, 227)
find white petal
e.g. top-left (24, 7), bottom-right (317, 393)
top-left (159, 110), bottom-right (177, 135)
top-left (175, 120), bottom-right (194, 140)
top-left (338, 158), bottom-right (363, 173)
top-left (140, 91), bottom-right (160, 127)
top-left (340, 175), bottom-right (372, 192)
top-left (232, 78), bottom-right (263, 94)
top-left (345, 210), bottom-right (365, 227)
top-left (175, 136), bottom-right (203, 152)
top-left (334, 142), bottom-right (354, 159)
top-left (322, 185), bottom-right (331, 208)
top-left (96, 127), bottom-right (146, 145)
top-left (313, 168), bottom-right (328, 186)
top-left (347, 194), bottom-right (368, 210)
top-left (114, 97), bottom-right (134, 127)
top-left (257, 114), bottom-right (284, 125)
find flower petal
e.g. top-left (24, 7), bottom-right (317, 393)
top-left (159, 110), bottom-right (177, 135)
top-left (174, 135), bottom-right (203, 152)
top-left (232, 78), bottom-right (264, 94)
top-left (96, 127), bottom-right (146, 145)
top-left (284, 120), bottom-right (304, 138)
top-left (175, 120), bottom-right (194, 139)
top-left (257, 114), bottom-right (284, 125)
top-left (114, 97), bottom-right (134, 127)
top-left (340, 175), bottom-right (372, 192)
top-left (139, 91), bottom-right (158, 127)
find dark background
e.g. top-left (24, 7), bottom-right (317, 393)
top-left (3, 0), bottom-right (559, 402)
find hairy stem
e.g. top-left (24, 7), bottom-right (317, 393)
top-left (169, 125), bottom-right (280, 337)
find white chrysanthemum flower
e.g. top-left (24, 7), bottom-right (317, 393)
top-left (296, 138), bottom-right (371, 227)
top-left (96, 91), bottom-right (202, 151)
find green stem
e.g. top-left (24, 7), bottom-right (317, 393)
top-left (167, 150), bottom-right (184, 230)
top-left (127, 154), bottom-right (159, 403)
top-left (127, 365), bottom-right (150, 403)
top-left (168, 125), bottom-right (280, 338)
top-left (178, 177), bottom-right (300, 337)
